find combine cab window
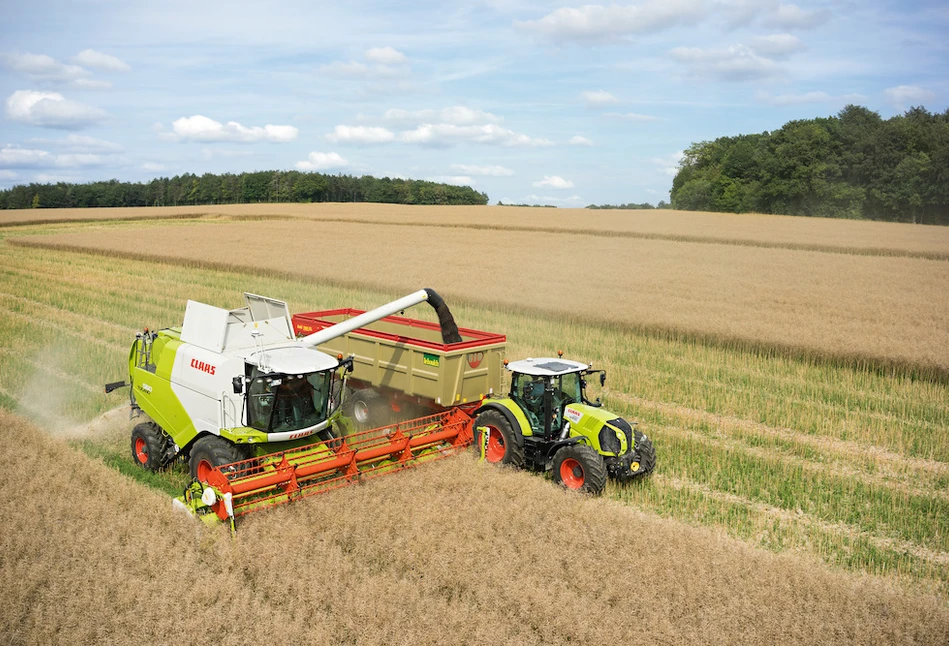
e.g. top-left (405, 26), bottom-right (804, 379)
top-left (247, 369), bottom-right (332, 433)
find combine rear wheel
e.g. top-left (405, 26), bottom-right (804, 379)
top-left (130, 422), bottom-right (166, 471)
top-left (472, 409), bottom-right (525, 467)
top-left (189, 435), bottom-right (247, 483)
top-left (552, 444), bottom-right (607, 494)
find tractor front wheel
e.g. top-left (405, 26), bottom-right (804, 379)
top-left (189, 435), bottom-right (247, 483)
top-left (552, 444), bottom-right (607, 494)
top-left (130, 422), bottom-right (166, 471)
top-left (472, 409), bottom-right (525, 467)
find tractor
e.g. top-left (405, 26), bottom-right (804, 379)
top-left (471, 355), bottom-right (655, 494)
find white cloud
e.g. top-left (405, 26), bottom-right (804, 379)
top-left (517, 0), bottom-right (707, 44)
top-left (721, 0), bottom-right (776, 29)
top-left (382, 106), bottom-right (503, 126)
top-left (296, 151), bottom-right (349, 170)
top-left (450, 163), bottom-right (515, 176)
top-left (142, 162), bottom-right (165, 172)
top-left (429, 175), bottom-right (475, 186)
top-left (72, 78), bottom-right (113, 90)
top-left (170, 115), bottom-right (298, 143)
top-left (73, 49), bottom-right (131, 72)
top-left (604, 111), bottom-right (661, 121)
top-left (569, 135), bottom-right (594, 146)
top-left (326, 125), bottom-right (396, 144)
top-left (0, 144), bottom-right (104, 168)
top-left (5, 90), bottom-right (108, 129)
top-left (764, 3), bottom-right (831, 30)
top-left (0, 144), bottom-right (52, 167)
top-left (400, 123), bottom-right (552, 147)
top-left (884, 85), bottom-right (936, 109)
top-left (524, 193), bottom-right (586, 206)
top-left (671, 44), bottom-right (782, 81)
top-left (30, 134), bottom-right (123, 153)
top-left (365, 46), bottom-right (406, 65)
top-left (54, 153), bottom-right (104, 167)
top-left (532, 175), bottom-right (574, 189)
top-left (321, 60), bottom-right (371, 77)
top-left (652, 150), bottom-right (685, 177)
top-left (748, 34), bottom-right (804, 58)
top-left (1, 53), bottom-right (89, 83)
top-left (581, 90), bottom-right (618, 106)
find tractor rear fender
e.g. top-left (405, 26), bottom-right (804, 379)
top-left (473, 398), bottom-right (532, 438)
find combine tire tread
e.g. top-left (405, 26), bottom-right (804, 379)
top-left (552, 444), bottom-right (607, 495)
top-left (130, 421), bottom-right (168, 471)
top-left (189, 435), bottom-right (248, 482)
top-left (472, 409), bottom-right (525, 467)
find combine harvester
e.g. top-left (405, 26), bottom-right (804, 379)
top-left (109, 289), bottom-right (654, 529)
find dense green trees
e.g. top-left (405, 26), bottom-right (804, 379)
top-left (671, 105), bottom-right (949, 224)
top-left (0, 170), bottom-right (489, 210)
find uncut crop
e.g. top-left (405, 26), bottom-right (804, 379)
top-left (0, 217), bottom-right (947, 602)
top-left (16, 216), bottom-right (949, 377)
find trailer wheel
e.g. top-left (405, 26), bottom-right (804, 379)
top-left (552, 444), bottom-right (607, 495)
top-left (346, 389), bottom-right (391, 430)
top-left (189, 435), bottom-right (247, 483)
top-left (130, 422), bottom-right (166, 471)
top-left (472, 409), bottom-right (525, 467)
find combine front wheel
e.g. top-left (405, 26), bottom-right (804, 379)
top-left (552, 445), bottom-right (607, 494)
top-left (130, 422), bottom-right (166, 471)
top-left (189, 436), bottom-right (246, 483)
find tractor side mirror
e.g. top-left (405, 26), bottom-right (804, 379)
top-left (600, 372), bottom-right (606, 387)
top-left (232, 376), bottom-right (243, 394)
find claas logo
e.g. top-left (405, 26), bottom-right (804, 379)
top-left (190, 358), bottom-right (217, 376)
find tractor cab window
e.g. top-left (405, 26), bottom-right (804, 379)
top-left (550, 372), bottom-right (582, 431)
top-left (512, 373), bottom-right (547, 435)
top-left (247, 368), bottom-right (332, 433)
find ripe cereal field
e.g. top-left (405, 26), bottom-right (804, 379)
top-left (0, 207), bottom-right (947, 644)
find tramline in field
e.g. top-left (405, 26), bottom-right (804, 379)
top-left (107, 288), bottom-right (654, 527)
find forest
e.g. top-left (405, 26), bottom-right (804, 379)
top-left (0, 170), bottom-right (489, 209)
top-left (671, 105), bottom-right (949, 225)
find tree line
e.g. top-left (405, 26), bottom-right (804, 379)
top-left (671, 105), bottom-right (949, 225)
top-left (0, 170), bottom-right (489, 210)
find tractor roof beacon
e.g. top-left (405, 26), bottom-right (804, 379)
top-left (472, 355), bottom-right (656, 495)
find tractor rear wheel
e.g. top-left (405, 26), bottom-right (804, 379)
top-left (130, 422), bottom-right (166, 471)
top-left (472, 409), bottom-right (525, 467)
top-left (189, 435), bottom-right (247, 483)
top-left (552, 444), bottom-right (607, 494)
top-left (345, 388), bottom-right (391, 430)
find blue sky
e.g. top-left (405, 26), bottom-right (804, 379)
top-left (0, 0), bottom-right (946, 205)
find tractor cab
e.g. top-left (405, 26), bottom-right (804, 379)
top-left (506, 357), bottom-right (603, 438)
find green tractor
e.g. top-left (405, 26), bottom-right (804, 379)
top-left (472, 356), bottom-right (655, 494)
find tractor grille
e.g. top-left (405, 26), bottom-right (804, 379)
top-left (598, 427), bottom-right (621, 454)
top-left (608, 418), bottom-right (634, 454)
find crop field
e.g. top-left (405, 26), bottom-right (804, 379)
top-left (1, 206), bottom-right (948, 644)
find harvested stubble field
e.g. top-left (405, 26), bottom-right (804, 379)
top-left (1, 209), bottom-right (948, 643)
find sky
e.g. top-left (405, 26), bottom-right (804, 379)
top-left (0, 0), bottom-right (946, 206)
